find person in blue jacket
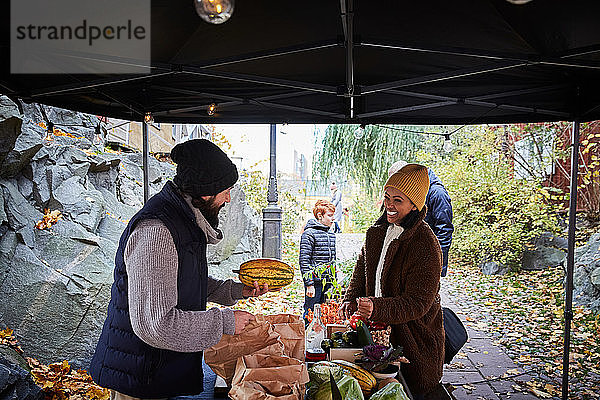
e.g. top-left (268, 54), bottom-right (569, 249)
top-left (299, 199), bottom-right (337, 321)
top-left (389, 161), bottom-right (454, 276)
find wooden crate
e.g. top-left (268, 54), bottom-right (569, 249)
top-left (326, 324), bottom-right (346, 338)
top-left (328, 347), bottom-right (362, 363)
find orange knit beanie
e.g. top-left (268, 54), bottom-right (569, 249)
top-left (384, 164), bottom-right (429, 211)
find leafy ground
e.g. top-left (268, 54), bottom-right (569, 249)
top-left (444, 261), bottom-right (600, 400)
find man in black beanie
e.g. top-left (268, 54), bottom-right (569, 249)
top-left (90, 139), bottom-right (269, 400)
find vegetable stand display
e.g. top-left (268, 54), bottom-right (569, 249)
top-left (306, 317), bottom-right (415, 400)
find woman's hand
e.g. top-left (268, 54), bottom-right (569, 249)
top-left (306, 285), bottom-right (315, 298)
top-left (338, 301), bottom-right (352, 320)
top-left (242, 281), bottom-right (269, 297)
top-left (356, 297), bottom-right (373, 320)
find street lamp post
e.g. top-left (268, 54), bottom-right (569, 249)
top-left (262, 124), bottom-right (282, 259)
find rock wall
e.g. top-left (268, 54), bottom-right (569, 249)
top-left (572, 233), bottom-right (600, 311)
top-left (0, 97), bottom-right (261, 369)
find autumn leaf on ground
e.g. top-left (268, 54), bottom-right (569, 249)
top-left (27, 357), bottom-right (109, 400)
top-left (36, 209), bottom-right (62, 230)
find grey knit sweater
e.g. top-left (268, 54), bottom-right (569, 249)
top-left (124, 194), bottom-right (245, 353)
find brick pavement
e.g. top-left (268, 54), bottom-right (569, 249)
top-left (440, 281), bottom-right (540, 400)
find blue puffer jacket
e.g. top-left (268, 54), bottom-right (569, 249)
top-left (89, 182), bottom-right (208, 398)
top-left (299, 219), bottom-right (336, 286)
top-left (424, 169), bottom-right (454, 276)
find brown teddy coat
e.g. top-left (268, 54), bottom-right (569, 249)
top-left (343, 208), bottom-right (445, 395)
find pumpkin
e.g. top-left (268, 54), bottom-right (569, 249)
top-left (235, 258), bottom-right (294, 290)
top-left (330, 359), bottom-right (377, 397)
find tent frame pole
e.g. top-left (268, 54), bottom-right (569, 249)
top-left (142, 121), bottom-right (150, 204)
top-left (562, 119), bottom-right (580, 400)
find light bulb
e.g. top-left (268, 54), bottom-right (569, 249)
top-left (144, 112), bottom-right (153, 124)
top-left (207, 103), bottom-right (216, 116)
top-left (43, 123), bottom-right (54, 145)
top-left (506, 0), bottom-right (533, 4)
top-left (443, 135), bottom-right (454, 153)
top-left (354, 124), bottom-right (365, 140)
top-left (195, 0), bottom-right (234, 24)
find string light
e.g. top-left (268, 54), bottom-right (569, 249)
top-left (195, 0), bottom-right (234, 24)
top-left (207, 103), bottom-right (217, 116)
top-left (367, 124), bottom-right (455, 153)
top-left (43, 122), bottom-right (54, 145)
top-left (443, 134), bottom-right (454, 153)
top-left (354, 124), bottom-right (366, 140)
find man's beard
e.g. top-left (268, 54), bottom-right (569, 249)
top-left (191, 196), bottom-right (224, 228)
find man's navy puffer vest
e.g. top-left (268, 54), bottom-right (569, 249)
top-left (89, 182), bottom-right (208, 398)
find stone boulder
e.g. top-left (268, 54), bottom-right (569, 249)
top-left (572, 232), bottom-right (600, 311)
top-left (0, 346), bottom-right (43, 400)
top-left (479, 260), bottom-right (509, 275)
top-left (0, 180), bottom-right (43, 249)
top-left (0, 119), bottom-right (43, 179)
top-left (0, 220), bottom-right (114, 368)
top-left (0, 97), bottom-right (21, 122)
top-left (521, 231), bottom-right (567, 270)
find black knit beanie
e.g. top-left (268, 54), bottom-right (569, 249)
top-left (171, 139), bottom-right (238, 197)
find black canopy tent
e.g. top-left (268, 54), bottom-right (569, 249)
top-left (1, 0), bottom-right (600, 397)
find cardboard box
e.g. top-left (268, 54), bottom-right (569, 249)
top-left (329, 348), bottom-right (362, 363)
top-left (326, 324), bottom-right (346, 339)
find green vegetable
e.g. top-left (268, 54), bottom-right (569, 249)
top-left (342, 330), bottom-right (358, 346)
top-left (308, 361), bottom-right (346, 387)
top-left (321, 339), bottom-right (333, 352)
top-left (315, 375), bottom-right (365, 400)
top-left (356, 319), bottom-right (374, 346)
top-left (369, 382), bottom-right (410, 400)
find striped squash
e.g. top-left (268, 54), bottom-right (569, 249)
top-left (330, 359), bottom-right (377, 396)
top-left (236, 258), bottom-right (294, 290)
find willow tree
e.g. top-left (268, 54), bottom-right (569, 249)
top-left (313, 124), bottom-right (434, 194)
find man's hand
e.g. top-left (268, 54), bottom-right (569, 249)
top-left (242, 281), bottom-right (269, 297)
top-left (306, 285), bottom-right (315, 298)
top-left (233, 310), bottom-right (255, 334)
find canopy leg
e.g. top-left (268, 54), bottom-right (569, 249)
top-left (562, 119), bottom-right (580, 400)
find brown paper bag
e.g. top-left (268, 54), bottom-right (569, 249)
top-left (204, 319), bottom-right (284, 384)
top-left (256, 314), bottom-right (305, 360)
top-left (229, 354), bottom-right (309, 400)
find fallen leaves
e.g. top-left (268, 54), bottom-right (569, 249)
top-left (445, 261), bottom-right (600, 399)
top-left (27, 358), bottom-right (109, 400)
top-left (0, 328), bottom-right (23, 354)
top-left (36, 209), bottom-right (62, 230)
top-left (1, 328), bottom-right (108, 400)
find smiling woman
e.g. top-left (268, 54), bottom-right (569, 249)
top-left (340, 163), bottom-right (444, 399)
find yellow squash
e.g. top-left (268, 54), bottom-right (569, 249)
top-left (235, 258), bottom-right (294, 290)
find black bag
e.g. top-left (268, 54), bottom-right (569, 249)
top-left (442, 307), bottom-right (468, 364)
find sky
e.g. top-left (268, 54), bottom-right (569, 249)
top-left (213, 124), bottom-right (328, 176)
